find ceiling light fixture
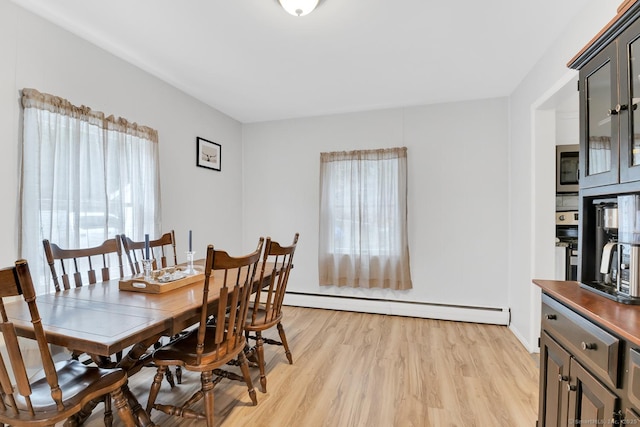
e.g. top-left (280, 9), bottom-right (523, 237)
top-left (278, 0), bottom-right (319, 17)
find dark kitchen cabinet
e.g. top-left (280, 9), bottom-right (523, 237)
top-left (626, 408), bottom-right (640, 423)
top-left (538, 331), bottom-right (571, 426)
top-left (566, 358), bottom-right (619, 425)
top-left (538, 330), bottom-right (621, 427)
top-left (570, 1), bottom-right (640, 290)
top-left (576, 17), bottom-right (640, 188)
top-left (538, 294), bottom-right (623, 426)
top-left (579, 43), bottom-right (618, 188)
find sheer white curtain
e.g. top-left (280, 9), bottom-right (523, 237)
top-left (318, 147), bottom-right (412, 290)
top-left (20, 88), bottom-right (161, 294)
top-left (588, 136), bottom-right (612, 175)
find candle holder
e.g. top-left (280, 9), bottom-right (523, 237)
top-left (142, 259), bottom-right (153, 281)
top-left (184, 251), bottom-right (197, 275)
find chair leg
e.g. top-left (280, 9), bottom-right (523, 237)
top-left (255, 332), bottom-right (267, 393)
top-left (277, 322), bottom-right (293, 364)
top-left (201, 371), bottom-right (215, 427)
top-left (111, 387), bottom-right (137, 427)
top-left (103, 395), bottom-right (113, 427)
top-left (165, 366), bottom-right (176, 388)
top-left (237, 351), bottom-right (258, 405)
top-left (146, 366), bottom-right (167, 414)
top-left (176, 366), bottom-right (182, 384)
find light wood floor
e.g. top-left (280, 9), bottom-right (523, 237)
top-left (83, 306), bottom-right (540, 427)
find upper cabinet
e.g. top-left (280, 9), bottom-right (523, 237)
top-left (571, 2), bottom-right (640, 191)
top-left (579, 43), bottom-right (618, 188)
top-left (620, 20), bottom-right (640, 183)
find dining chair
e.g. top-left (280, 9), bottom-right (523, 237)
top-left (0, 259), bottom-right (137, 427)
top-left (121, 231), bottom-right (184, 387)
top-left (43, 237), bottom-right (125, 292)
top-left (146, 239), bottom-right (264, 426)
top-left (245, 233), bottom-right (298, 393)
top-left (121, 231), bottom-right (177, 275)
top-left (42, 237), bottom-right (126, 425)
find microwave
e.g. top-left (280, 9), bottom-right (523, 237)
top-left (556, 144), bottom-right (579, 193)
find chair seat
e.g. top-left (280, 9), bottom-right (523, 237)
top-left (16, 360), bottom-right (127, 412)
top-left (245, 305), bottom-right (282, 331)
top-left (153, 328), bottom-right (247, 371)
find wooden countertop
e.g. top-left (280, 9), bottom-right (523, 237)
top-left (533, 279), bottom-right (640, 347)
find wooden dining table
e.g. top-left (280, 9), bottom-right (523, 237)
top-left (3, 263), bottom-right (269, 426)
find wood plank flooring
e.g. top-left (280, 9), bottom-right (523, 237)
top-left (83, 306), bottom-right (539, 426)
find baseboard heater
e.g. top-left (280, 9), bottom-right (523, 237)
top-left (283, 291), bottom-right (510, 326)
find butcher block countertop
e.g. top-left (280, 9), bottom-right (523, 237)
top-left (533, 279), bottom-right (640, 347)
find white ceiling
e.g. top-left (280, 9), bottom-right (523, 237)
top-left (12, 0), bottom-right (590, 123)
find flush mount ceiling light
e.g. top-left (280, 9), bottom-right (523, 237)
top-left (278, 0), bottom-right (319, 16)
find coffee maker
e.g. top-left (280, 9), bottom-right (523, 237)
top-left (596, 201), bottom-right (618, 286)
top-left (616, 195), bottom-right (640, 297)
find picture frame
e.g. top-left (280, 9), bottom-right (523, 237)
top-left (196, 137), bottom-right (221, 171)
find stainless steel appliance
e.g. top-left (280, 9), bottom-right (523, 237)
top-left (617, 195), bottom-right (640, 297)
top-left (596, 203), bottom-right (618, 286)
top-left (556, 144), bottom-right (579, 193)
top-left (592, 196), bottom-right (640, 299)
top-left (555, 210), bottom-right (578, 281)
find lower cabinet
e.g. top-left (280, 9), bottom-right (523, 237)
top-left (626, 408), bottom-right (640, 423)
top-left (539, 331), bottom-right (571, 426)
top-left (567, 358), bottom-right (619, 425)
top-left (538, 294), bottom-right (640, 426)
top-left (539, 332), bottom-right (619, 426)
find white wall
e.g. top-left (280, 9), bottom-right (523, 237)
top-left (0, 0), bottom-right (245, 268)
top-left (242, 99), bottom-right (510, 322)
top-left (508, 0), bottom-right (620, 351)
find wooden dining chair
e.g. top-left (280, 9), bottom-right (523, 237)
top-left (121, 231), bottom-right (184, 386)
top-left (146, 239), bottom-right (264, 426)
top-left (0, 259), bottom-right (137, 427)
top-left (245, 233), bottom-right (298, 393)
top-left (121, 231), bottom-right (177, 275)
top-left (42, 237), bottom-right (125, 292)
top-left (42, 236), bottom-right (126, 426)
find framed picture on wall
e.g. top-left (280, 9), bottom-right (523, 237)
top-left (197, 137), bottom-right (221, 171)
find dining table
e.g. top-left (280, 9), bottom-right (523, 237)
top-left (3, 261), bottom-right (270, 427)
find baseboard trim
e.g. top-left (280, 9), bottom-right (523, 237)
top-left (283, 292), bottom-right (509, 325)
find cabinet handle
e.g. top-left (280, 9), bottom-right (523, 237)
top-left (545, 314), bottom-right (557, 320)
top-left (567, 383), bottom-right (577, 392)
top-left (581, 342), bottom-right (597, 350)
top-left (608, 104), bottom-right (629, 115)
top-left (558, 374), bottom-right (569, 382)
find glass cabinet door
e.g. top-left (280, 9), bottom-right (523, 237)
top-left (587, 62), bottom-right (612, 176)
top-left (620, 19), bottom-right (640, 183)
top-left (580, 44), bottom-right (619, 188)
top-left (630, 37), bottom-right (640, 167)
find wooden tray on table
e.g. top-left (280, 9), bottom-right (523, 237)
top-left (119, 267), bottom-right (204, 294)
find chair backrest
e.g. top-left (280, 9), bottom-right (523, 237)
top-left (195, 239), bottom-right (264, 365)
top-left (249, 233), bottom-right (299, 328)
top-left (0, 260), bottom-right (64, 417)
top-left (121, 231), bottom-right (177, 275)
top-left (43, 237), bottom-right (124, 292)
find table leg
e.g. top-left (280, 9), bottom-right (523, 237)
top-left (117, 335), bottom-right (163, 427)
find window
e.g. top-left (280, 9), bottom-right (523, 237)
top-left (20, 88), bottom-right (162, 294)
top-left (318, 147), bottom-right (412, 289)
